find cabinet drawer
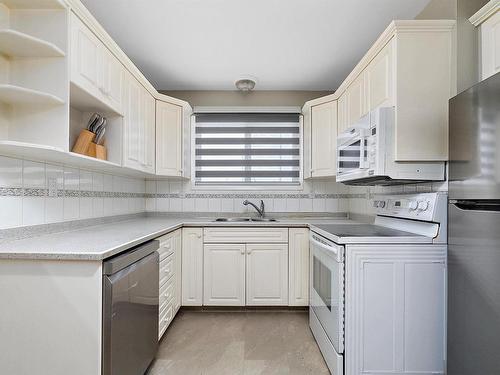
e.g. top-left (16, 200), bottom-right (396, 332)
top-left (159, 254), bottom-right (174, 286)
top-left (158, 301), bottom-right (174, 339)
top-left (160, 276), bottom-right (175, 310)
top-left (157, 237), bottom-right (174, 261)
top-left (203, 228), bottom-right (288, 243)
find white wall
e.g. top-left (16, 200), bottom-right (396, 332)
top-left (0, 155), bottom-right (145, 229)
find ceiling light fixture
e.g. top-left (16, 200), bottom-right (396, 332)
top-left (235, 77), bottom-right (257, 92)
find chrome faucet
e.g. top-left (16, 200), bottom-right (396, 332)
top-left (243, 199), bottom-right (265, 218)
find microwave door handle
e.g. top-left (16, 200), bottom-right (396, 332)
top-left (359, 135), bottom-right (367, 169)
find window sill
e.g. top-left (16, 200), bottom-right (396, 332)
top-left (190, 183), bottom-right (304, 192)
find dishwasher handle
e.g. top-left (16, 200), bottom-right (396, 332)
top-left (103, 240), bottom-right (160, 275)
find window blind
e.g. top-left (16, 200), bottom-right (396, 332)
top-left (195, 113), bottom-right (301, 186)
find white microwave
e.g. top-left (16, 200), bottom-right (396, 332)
top-left (336, 107), bottom-right (445, 185)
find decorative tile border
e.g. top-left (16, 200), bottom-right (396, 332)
top-left (1, 186), bottom-right (365, 201)
top-left (1, 186), bottom-right (362, 200)
top-left (0, 187), bottom-right (148, 198)
top-left (150, 193), bottom-right (356, 199)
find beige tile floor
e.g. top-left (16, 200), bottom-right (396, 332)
top-left (147, 309), bottom-right (330, 375)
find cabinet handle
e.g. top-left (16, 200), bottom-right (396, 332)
top-left (247, 249), bottom-right (252, 254)
top-left (240, 249), bottom-right (245, 255)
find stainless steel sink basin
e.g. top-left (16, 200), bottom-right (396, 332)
top-left (214, 217), bottom-right (278, 222)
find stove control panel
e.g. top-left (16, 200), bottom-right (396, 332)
top-left (374, 193), bottom-right (446, 221)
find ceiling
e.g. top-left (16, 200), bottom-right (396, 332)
top-left (81, 0), bottom-right (432, 91)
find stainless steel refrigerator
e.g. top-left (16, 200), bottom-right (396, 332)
top-left (448, 71), bottom-right (500, 374)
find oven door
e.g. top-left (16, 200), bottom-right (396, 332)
top-left (310, 232), bottom-right (345, 354)
top-left (336, 129), bottom-right (370, 182)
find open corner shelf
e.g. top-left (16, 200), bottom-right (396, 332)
top-left (0, 29), bottom-right (66, 58)
top-left (1, 0), bottom-right (66, 9)
top-left (0, 141), bottom-right (156, 178)
top-left (0, 84), bottom-right (64, 106)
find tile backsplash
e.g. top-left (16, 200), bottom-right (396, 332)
top-left (3, 155), bottom-right (448, 230)
top-left (145, 179), bottom-right (350, 214)
top-left (0, 156), bottom-right (146, 229)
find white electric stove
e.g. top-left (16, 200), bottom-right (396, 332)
top-left (309, 192), bottom-right (447, 375)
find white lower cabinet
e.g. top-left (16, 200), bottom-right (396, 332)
top-left (157, 229), bottom-right (182, 340)
top-left (203, 242), bottom-right (289, 307)
top-left (203, 244), bottom-right (246, 306)
top-left (288, 228), bottom-right (309, 306)
top-left (202, 227), bottom-right (296, 307)
top-left (345, 245), bottom-right (446, 375)
top-left (181, 227), bottom-right (203, 306)
top-left (246, 243), bottom-right (288, 306)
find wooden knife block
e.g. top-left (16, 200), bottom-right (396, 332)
top-left (72, 130), bottom-right (107, 160)
top-left (72, 129), bottom-right (95, 155)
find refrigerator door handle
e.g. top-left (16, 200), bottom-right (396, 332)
top-left (451, 200), bottom-right (500, 212)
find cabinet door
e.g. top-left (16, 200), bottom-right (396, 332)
top-left (366, 40), bottom-right (394, 111)
top-left (346, 72), bottom-right (367, 126)
top-left (181, 228), bottom-right (203, 306)
top-left (246, 243), bottom-right (288, 306)
top-left (173, 230), bottom-right (182, 313)
top-left (156, 101), bottom-right (183, 176)
top-left (100, 48), bottom-right (123, 113)
top-left (480, 11), bottom-right (500, 80)
top-left (71, 15), bottom-right (100, 98)
top-left (143, 90), bottom-right (156, 173)
top-left (345, 245), bottom-right (446, 375)
top-left (311, 101), bottom-right (337, 178)
top-left (123, 73), bottom-right (144, 171)
top-left (288, 228), bottom-right (309, 306)
top-left (203, 244), bottom-right (245, 306)
top-left (337, 93), bottom-right (348, 134)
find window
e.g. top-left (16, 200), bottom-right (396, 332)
top-left (194, 113), bottom-right (301, 186)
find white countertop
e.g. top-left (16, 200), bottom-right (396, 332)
top-left (0, 216), bottom-right (353, 261)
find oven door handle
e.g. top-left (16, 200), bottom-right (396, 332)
top-left (310, 234), bottom-right (344, 262)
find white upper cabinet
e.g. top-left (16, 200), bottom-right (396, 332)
top-left (70, 13), bottom-right (123, 114)
top-left (366, 40), bottom-right (394, 111)
top-left (470, 2), bottom-right (500, 80)
top-left (99, 47), bottom-right (122, 112)
top-left (303, 20), bottom-right (455, 164)
top-left (70, 14), bottom-right (99, 95)
top-left (122, 71), bottom-right (155, 173)
top-left (310, 101), bottom-right (338, 178)
top-left (337, 93), bottom-right (348, 134)
top-left (203, 243), bottom-right (246, 306)
top-left (345, 72), bottom-right (367, 126)
top-left (156, 100), bottom-right (183, 177)
top-left (143, 91), bottom-right (155, 172)
top-left (246, 243), bottom-right (288, 306)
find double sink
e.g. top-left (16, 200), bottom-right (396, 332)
top-left (214, 200), bottom-right (277, 222)
top-left (214, 217), bottom-right (278, 222)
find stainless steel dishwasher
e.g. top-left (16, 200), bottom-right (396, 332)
top-left (102, 240), bottom-right (160, 375)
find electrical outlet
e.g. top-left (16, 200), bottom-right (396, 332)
top-left (48, 178), bottom-right (58, 197)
